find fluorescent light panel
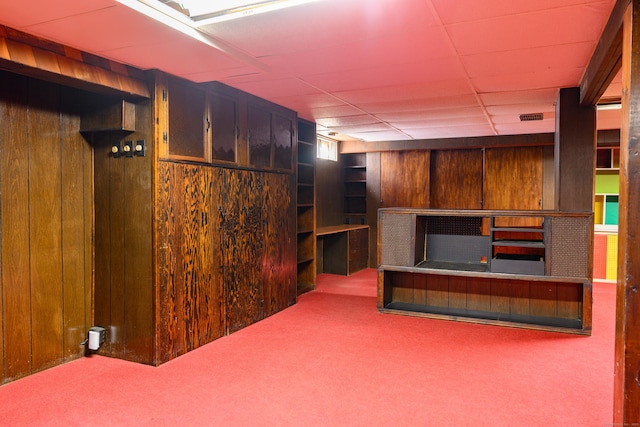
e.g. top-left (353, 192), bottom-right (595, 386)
top-left (185, 0), bottom-right (321, 25)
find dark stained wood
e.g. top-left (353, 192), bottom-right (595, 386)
top-left (0, 74), bottom-right (94, 384)
top-left (427, 275), bottom-right (449, 308)
top-left (93, 135), bottom-right (113, 356)
top-left (614, 2), bottom-right (640, 423)
top-left (123, 98), bottom-right (154, 363)
top-left (554, 87), bottom-right (596, 212)
top-left (490, 279), bottom-right (510, 314)
top-left (380, 150), bottom-right (430, 208)
top-left (366, 152), bottom-right (381, 267)
top-left (223, 169), bottom-right (265, 334)
top-left (580, 0), bottom-right (628, 105)
top-left (448, 276), bottom-right (467, 309)
top-left (348, 227), bottom-right (369, 274)
top-left (28, 79), bottom-right (64, 372)
top-left (156, 161), bottom-right (182, 361)
top-left (60, 95), bottom-right (88, 360)
top-left (341, 133), bottom-right (554, 153)
top-left (484, 147), bottom-right (543, 227)
top-left (262, 172), bottom-right (296, 315)
top-left (466, 277), bottom-right (491, 312)
top-left (107, 134), bottom-right (127, 359)
top-left (509, 280), bottom-right (530, 316)
top-left (556, 282), bottom-right (581, 320)
top-left (391, 271), bottom-right (414, 304)
top-left (529, 282), bottom-right (557, 319)
top-left (315, 157), bottom-right (344, 227)
top-left (541, 146), bottom-right (555, 209)
top-left (430, 149), bottom-right (483, 209)
top-left (1, 72), bottom-right (31, 382)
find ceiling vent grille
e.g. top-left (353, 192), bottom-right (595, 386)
top-left (519, 113), bottom-right (544, 121)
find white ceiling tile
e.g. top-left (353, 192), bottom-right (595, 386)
top-left (480, 89), bottom-right (559, 106)
top-left (445, 3), bottom-right (612, 56)
top-left (431, 0), bottom-right (614, 25)
top-left (316, 115), bottom-right (381, 128)
top-left (0, 0), bottom-right (114, 28)
top-left (472, 68), bottom-right (583, 93)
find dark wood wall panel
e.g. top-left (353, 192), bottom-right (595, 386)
top-left (380, 150), bottom-right (430, 208)
top-left (93, 97), bottom-right (154, 365)
top-left (123, 99), bottom-right (154, 363)
top-left (1, 72), bottom-right (31, 382)
top-left (315, 158), bottom-right (344, 227)
top-left (484, 147), bottom-right (543, 211)
top-left (1, 72), bottom-right (93, 383)
top-left (484, 147), bottom-right (543, 227)
top-left (60, 94), bottom-right (88, 360)
top-left (430, 149), bottom-right (483, 209)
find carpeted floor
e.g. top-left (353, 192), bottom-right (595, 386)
top-left (0, 269), bottom-right (616, 426)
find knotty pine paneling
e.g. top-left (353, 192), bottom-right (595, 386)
top-left (0, 72), bottom-right (93, 384)
top-left (156, 162), bottom-right (225, 362)
top-left (223, 169), bottom-right (265, 334)
top-left (262, 172), bottom-right (297, 314)
top-left (430, 149), bottom-right (483, 209)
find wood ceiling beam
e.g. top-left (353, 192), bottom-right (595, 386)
top-left (580, 0), bottom-right (629, 106)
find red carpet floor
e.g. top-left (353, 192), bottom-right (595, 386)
top-left (0, 269), bottom-right (615, 426)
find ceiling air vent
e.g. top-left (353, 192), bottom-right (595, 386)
top-left (519, 113), bottom-right (544, 122)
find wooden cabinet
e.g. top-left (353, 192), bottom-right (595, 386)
top-left (377, 208), bottom-right (592, 334)
top-left (317, 225), bottom-right (369, 275)
top-left (163, 77), bottom-right (295, 172)
top-left (296, 119), bottom-right (316, 295)
top-left (248, 95), bottom-right (295, 172)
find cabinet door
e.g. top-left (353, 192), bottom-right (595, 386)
top-left (210, 92), bottom-right (238, 163)
top-left (272, 113), bottom-right (293, 171)
top-left (248, 104), bottom-right (272, 168)
top-left (168, 79), bottom-right (209, 162)
top-left (222, 169), bottom-right (265, 334)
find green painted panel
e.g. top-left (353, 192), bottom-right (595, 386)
top-left (595, 172), bottom-right (619, 194)
top-left (605, 195), bottom-right (619, 225)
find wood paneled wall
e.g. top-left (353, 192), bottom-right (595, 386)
top-left (92, 97), bottom-right (154, 365)
top-left (0, 71), bottom-right (93, 384)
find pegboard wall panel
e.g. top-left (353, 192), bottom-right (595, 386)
top-left (548, 216), bottom-right (591, 278)
top-left (380, 213), bottom-right (413, 266)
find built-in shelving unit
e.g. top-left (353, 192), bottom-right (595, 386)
top-left (378, 208), bottom-right (593, 334)
top-left (595, 146), bottom-right (620, 229)
top-left (296, 119), bottom-right (316, 295)
top-left (342, 153), bottom-right (367, 224)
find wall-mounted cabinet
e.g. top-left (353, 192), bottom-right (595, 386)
top-left (248, 96), bottom-right (294, 172)
top-left (162, 77), bottom-right (294, 172)
top-left (296, 119), bottom-right (316, 295)
top-left (343, 153), bottom-right (367, 224)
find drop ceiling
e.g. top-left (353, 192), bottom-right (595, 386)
top-left (0, 0), bottom-right (621, 142)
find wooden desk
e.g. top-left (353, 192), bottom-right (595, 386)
top-left (317, 225), bottom-right (369, 275)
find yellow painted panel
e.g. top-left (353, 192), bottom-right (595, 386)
top-left (606, 234), bottom-right (618, 281)
top-left (594, 196), bottom-right (604, 224)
